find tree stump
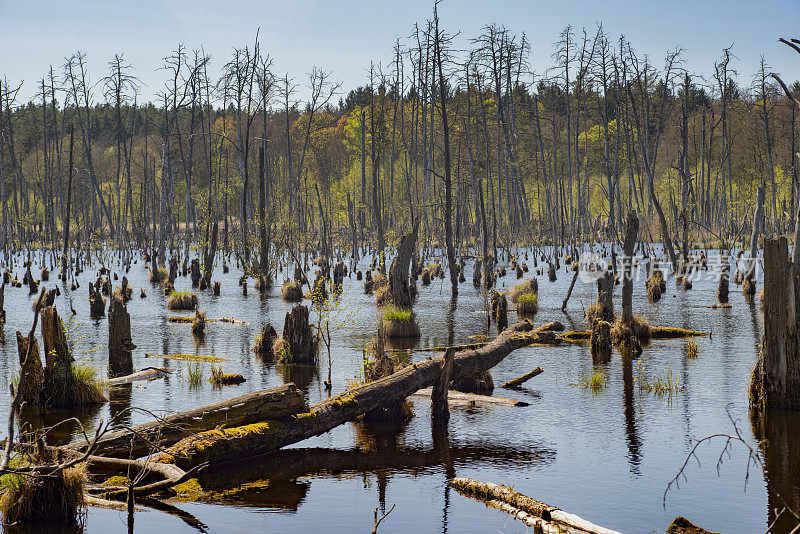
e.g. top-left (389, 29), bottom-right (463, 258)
top-left (108, 294), bottom-right (135, 378)
top-left (15, 331), bottom-right (44, 406)
top-left (279, 305), bottom-right (317, 364)
top-left (387, 223), bottom-right (418, 307)
top-left (750, 236), bottom-right (800, 411)
top-left (253, 324), bottom-right (278, 360)
top-left (717, 255), bottom-right (730, 304)
top-left (190, 258), bottom-right (201, 287)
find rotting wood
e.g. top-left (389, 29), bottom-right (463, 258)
top-left (450, 477), bottom-right (621, 534)
top-left (107, 367), bottom-right (173, 386)
top-left (67, 383), bottom-right (307, 459)
top-left (501, 367), bottom-right (543, 389)
top-left (154, 321), bottom-right (554, 469)
top-left (413, 388), bottom-right (528, 407)
top-left (144, 353), bottom-right (228, 363)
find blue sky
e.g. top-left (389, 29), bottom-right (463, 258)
top-left (2, 0), bottom-right (798, 103)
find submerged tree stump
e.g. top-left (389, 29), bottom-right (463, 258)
top-left (387, 223), bottom-right (419, 307)
top-left (15, 331), bottom-right (45, 406)
top-left (41, 306), bottom-right (107, 406)
top-left (190, 258), bottom-right (201, 287)
top-left (108, 293), bottom-right (135, 378)
top-left (750, 236), bottom-right (800, 411)
top-left (276, 305), bottom-right (316, 364)
top-left (717, 255), bottom-right (730, 304)
top-left (253, 324), bottom-right (278, 360)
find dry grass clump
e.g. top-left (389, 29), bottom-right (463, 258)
top-left (381, 306), bottom-right (420, 338)
top-left (611, 315), bottom-right (652, 346)
top-left (281, 280), bottom-right (303, 302)
top-left (47, 362), bottom-right (107, 407)
top-left (585, 301), bottom-right (603, 326)
top-left (167, 290), bottom-right (198, 310)
top-left (0, 462), bottom-right (87, 527)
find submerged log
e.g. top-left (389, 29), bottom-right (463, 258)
top-left (155, 321), bottom-right (552, 469)
top-left (107, 367), bottom-right (173, 385)
top-left (413, 387), bottom-right (528, 407)
top-left (68, 384), bottom-right (307, 459)
top-left (501, 367), bottom-right (544, 389)
top-left (450, 477), bottom-right (621, 534)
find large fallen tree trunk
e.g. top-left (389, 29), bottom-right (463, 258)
top-left (67, 383), bottom-right (306, 458)
top-left (155, 321), bottom-right (553, 469)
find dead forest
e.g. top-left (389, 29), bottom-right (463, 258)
top-left (0, 6), bottom-right (800, 534)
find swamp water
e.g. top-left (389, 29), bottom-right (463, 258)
top-left (0, 247), bottom-right (792, 533)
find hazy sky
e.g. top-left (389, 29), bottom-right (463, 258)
top-left (2, 0), bottom-right (799, 103)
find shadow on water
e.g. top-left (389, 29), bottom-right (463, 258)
top-left (17, 403), bottom-right (103, 447)
top-left (620, 346), bottom-right (642, 476)
top-left (752, 407), bottom-right (800, 534)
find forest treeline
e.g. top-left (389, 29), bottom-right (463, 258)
top-left (1, 20), bottom-right (798, 267)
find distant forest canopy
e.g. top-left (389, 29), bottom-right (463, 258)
top-left (1, 19), bottom-right (799, 260)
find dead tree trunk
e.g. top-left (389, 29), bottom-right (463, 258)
top-left (155, 321), bottom-right (555, 469)
top-left (108, 293), bottom-right (135, 378)
top-left (750, 236), bottom-right (800, 411)
top-left (387, 221), bottom-right (419, 307)
top-left (68, 384), bottom-right (307, 459)
top-left (620, 211), bottom-right (639, 323)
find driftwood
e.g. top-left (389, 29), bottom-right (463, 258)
top-left (144, 353), bottom-right (227, 363)
top-left (68, 383), bottom-right (307, 459)
top-left (501, 367), bottom-right (543, 389)
top-left (450, 477), bottom-right (621, 534)
top-left (413, 387), bottom-right (528, 407)
top-left (155, 322), bottom-right (554, 469)
top-left (107, 367), bottom-right (173, 386)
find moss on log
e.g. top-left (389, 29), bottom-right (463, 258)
top-left (156, 321), bottom-right (553, 469)
top-left (67, 384), bottom-right (307, 459)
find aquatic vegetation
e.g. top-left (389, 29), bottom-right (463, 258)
top-left (686, 339), bottom-right (699, 359)
top-left (187, 363), bottom-right (203, 388)
top-left (576, 370), bottom-right (608, 392)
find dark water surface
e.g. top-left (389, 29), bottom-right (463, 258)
top-left (0, 246), bottom-right (793, 534)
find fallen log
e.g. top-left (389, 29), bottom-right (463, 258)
top-left (560, 327), bottom-right (706, 343)
top-left (67, 383), bottom-right (307, 459)
top-left (144, 353), bottom-right (228, 363)
top-left (107, 367), bottom-right (173, 386)
top-left (501, 367), bottom-right (543, 389)
top-left (450, 477), bottom-right (621, 534)
top-left (167, 316), bottom-right (249, 325)
top-left (155, 322), bottom-right (553, 469)
top-left (412, 387), bottom-right (528, 407)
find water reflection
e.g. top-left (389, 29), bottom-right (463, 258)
top-left (752, 408), bottom-right (800, 534)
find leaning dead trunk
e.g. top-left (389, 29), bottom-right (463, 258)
top-left (67, 384), bottom-right (307, 459)
top-left (155, 321), bottom-right (554, 469)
